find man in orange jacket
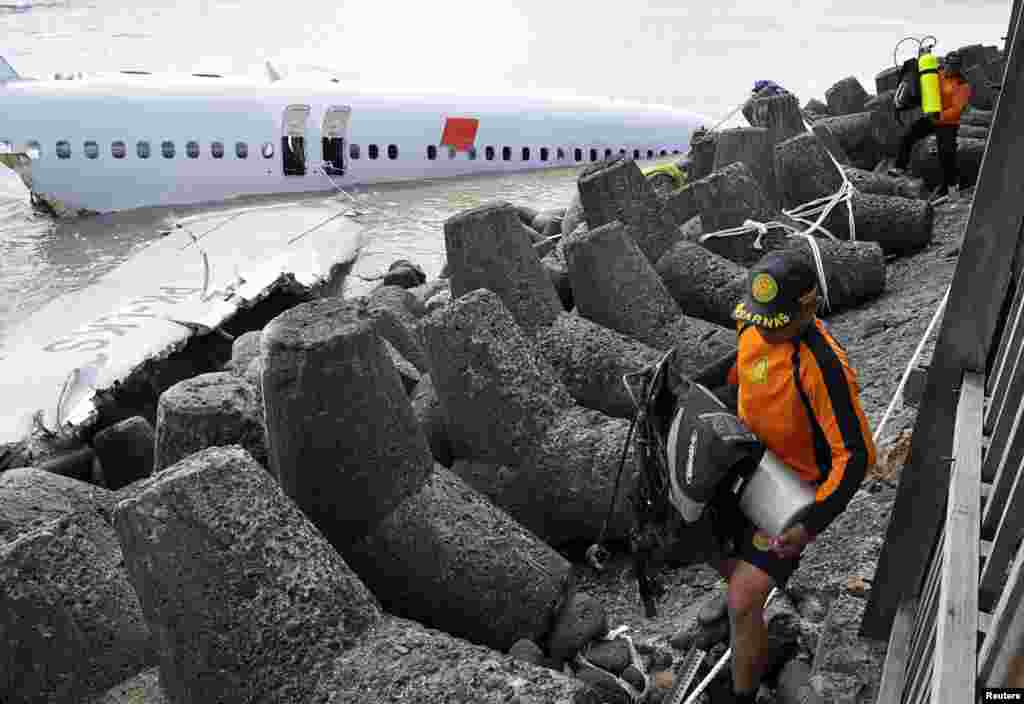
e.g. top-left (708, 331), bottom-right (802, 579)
top-left (694, 248), bottom-right (877, 704)
top-left (892, 50), bottom-right (972, 202)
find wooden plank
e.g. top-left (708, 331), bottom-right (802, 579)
top-left (981, 610), bottom-right (993, 634)
top-left (981, 401), bottom-right (1024, 537)
top-left (932, 372), bottom-right (983, 704)
top-left (979, 528), bottom-right (1024, 685)
top-left (902, 525), bottom-right (943, 672)
top-left (979, 449), bottom-right (1024, 609)
top-left (983, 338), bottom-right (1024, 474)
top-left (986, 276), bottom-right (1024, 423)
top-left (906, 547), bottom-right (943, 701)
top-left (1007, 0), bottom-right (1024, 59)
top-left (875, 599), bottom-right (917, 704)
top-left (862, 3), bottom-right (1024, 637)
top-left (909, 535), bottom-right (944, 662)
top-left (905, 623), bottom-right (935, 704)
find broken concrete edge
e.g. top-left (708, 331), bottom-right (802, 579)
top-left (2, 257), bottom-right (358, 463)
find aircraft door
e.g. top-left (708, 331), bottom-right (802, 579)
top-left (282, 104), bottom-right (311, 176)
top-left (322, 105), bottom-right (351, 176)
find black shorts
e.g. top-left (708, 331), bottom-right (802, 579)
top-left (707, 484), bottom-right (802, 587)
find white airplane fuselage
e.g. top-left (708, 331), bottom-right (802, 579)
top-left (1, 71), bottom-right (706, 214)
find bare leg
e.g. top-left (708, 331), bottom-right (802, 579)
top-left (726, 561), bottom-right (775, 693)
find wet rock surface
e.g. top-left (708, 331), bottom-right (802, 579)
top-left (444, 200), bottom-right (564, 336)
top-left (346, 465), bottom-right (574, 652)
top-left (533, 312), bottom-right (663, 419)
top-left (153, 372), bottom-right (268, 472)
top-left (261, 297), bottom-right (433, 550)
top-left (548, 592), bottom-right (610, 665)
top-left (226, 329), bottom-right (262, 373)
top-left (92, 416), bottom-right (156, 490)
top-left (0, 467), bottom-right (116, 544)
top-left (313, 615), bottom-right (586, 703)
top-left (0, 509), bottom-right (157, 703)
top-left (114, 446), bottom-right (383, 704)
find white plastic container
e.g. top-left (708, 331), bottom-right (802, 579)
top-left (737, 449), bottom-right (818, 537)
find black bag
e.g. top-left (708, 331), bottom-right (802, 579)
top-left (893, 57), bottom-right (922, 124)
top-left (666, 381), bottom-right (764, 525)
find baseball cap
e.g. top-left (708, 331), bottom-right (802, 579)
top-left (732, 249), bottom-right (818, 330)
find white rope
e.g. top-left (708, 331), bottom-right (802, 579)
top-left (321, 167), bottom-right (375, 216)
top-left (873, 286), bottom-right (950, 444)
top-left (697, 218), bottom-right (835, 312)
top-left (698, 218), bottom-right (800, 251)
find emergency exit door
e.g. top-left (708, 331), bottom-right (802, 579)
top-left (282, 104), bottom-right (310, 176)
top-left (322, 105), bottom-right (351, 176)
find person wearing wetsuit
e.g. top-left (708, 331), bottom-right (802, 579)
top-left (694, 248), bottom-right (877, 704)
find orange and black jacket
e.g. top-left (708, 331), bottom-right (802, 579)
top-left (716, 319), bottom-right (877, 536)
top-left (936, 69), bottom-right (972, 127)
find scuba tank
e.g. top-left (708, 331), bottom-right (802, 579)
top-left (918, 37), bottom-right (942, 118)
top-left (892, 35), bottom-right (941, 123)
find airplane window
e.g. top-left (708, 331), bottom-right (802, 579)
top-left (660, 149), bottom-right (667, 156)
top-left (368, 144), bottom-right (379, 160)
top-left (589, 148), bottom-right (598, 161)
top-left (427, 145), bottom-right (437, 160)
top-left (211, 141), bottom-right (224, 159)
top-left (485, 146), bottom-right (495, 160)
top-left (468, 147), bottom-right (477, 160)
top-left (604, 148), bottom-right (613, 159)
top-left (502, 147), bottom-right (511, 161)
top-left (56, 140), bottom-right (71, 159)
top-left (647, 149), bottom-right (654, 159)
top-left (84, 141), bottom-right (99, 159)
top-left (350, 143), bottom-right (361, 159)
top-left (388, 144), bottom-right (398, 159)
top-left (521, 147), bottom-right (530, 161)
top-left (448, 146), bottom-right (457, 160)
top-left (540, 147), bottom-right (549, 161)
top-left (262, 142), bottom-right (275, 159)
top-left (633, 149), bottom-right (641, 159)
top-left (556, 147), bottom-right (565, 160)
top-left (574, 148), bottom-right (582, 162)
top-left (186, 141), bottom-right (200, 159)
top-left (619, 148), bottom-right (627, 157)
top-left (161, 141), bottom-right (175, 159)
top-left (111, 141), bottom-right (126, 159)
top-left (137, 141), bottom-right (150, 159)
top-left (236, 142), bottom-right (248, 159)
top-left (26, 141), bottom-right (41, 159)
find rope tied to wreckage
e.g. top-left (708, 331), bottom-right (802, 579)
top-left (693, 93), bottom-right (858, 314)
